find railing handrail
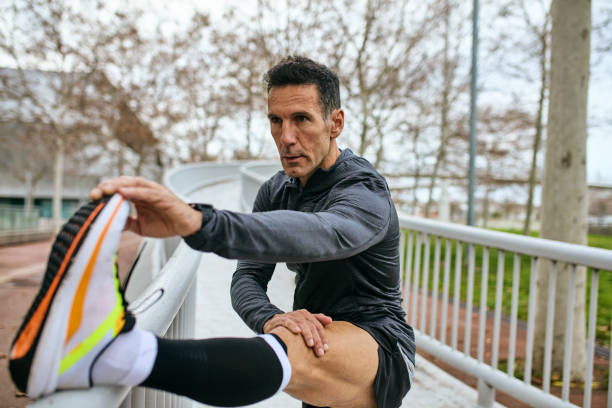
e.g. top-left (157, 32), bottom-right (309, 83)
top-left (163, 161), bottom-right (244, 201)
top-left (240, 161), bottom-right (281, 184)
top-left (399, 214), bottom-right (612, 271)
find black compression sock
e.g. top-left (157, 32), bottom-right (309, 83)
top-left (141, 335), bottom-right (290, 406)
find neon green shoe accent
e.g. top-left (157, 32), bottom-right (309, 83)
top-left (111, 260), bottom-right (125, 336)
top-left (58, 262), bottom-right (125, 375)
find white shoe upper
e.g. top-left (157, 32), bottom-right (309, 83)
top-left (28, 194), bottom-right (130, 396)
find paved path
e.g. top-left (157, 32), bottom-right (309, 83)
top-left (189, 179), bottom-right (504, 408)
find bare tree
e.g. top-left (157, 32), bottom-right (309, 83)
top-left (0, 0), bottom-right (130, 229)
top-left (477, 106), bottom-right (533, 226)
top-left (519, 0), bottom-right (551, 235)
top-left (212, 0), bottom-right (341, 159)
top-left (0, 118), bottom-right (54, 213)
top-left (534, 0), bottom-right (591, 380)
top-left (210, 10), bottom-right (272, 159)
top-left (329, 0), bottom-right (439, 163)
top-left (90, 10), bottom-right (164, 178)
top-left (423, 0), bottom-right (470, 218)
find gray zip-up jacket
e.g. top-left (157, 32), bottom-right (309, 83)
top-left (184, 149), bottom-right (415, 361)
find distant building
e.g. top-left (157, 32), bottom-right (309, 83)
top-left (0, 67), bottom-right (159, 220)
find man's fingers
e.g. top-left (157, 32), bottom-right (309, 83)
top-left (299, 318), bottom-right (325, 357)
top-left (117, 186), bottom-right (158, 202)
top-left (89, 187), bottom-right (103, 200)
top-left (301, 325), bottom-right (316, 348)
top-left (101, 183), bottom-right (118, 195)
top-left (264, 311), bottom-right (329, 357)
top-left (124, 216), bottom-right (141, 235)
top-left (90, 176), bottom-right (157, 201)
top-left (314, 313), bottom-right (333, 326)
top-left (315, 313), bottom-right (331, 350)
top-left (267, 316), bottom-right (300, 334)
top-left (315, 324), bottom-right (328, 352)
top-left (286, 320), bottom-right (302, 334)
top-left (311, 321), bottom-right (327, 356)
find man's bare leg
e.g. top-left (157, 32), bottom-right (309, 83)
top-left (272, 321), bottom-right (379, 408)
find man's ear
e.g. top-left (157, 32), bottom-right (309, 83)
top-left (330, 109), bottom-right (344, 139)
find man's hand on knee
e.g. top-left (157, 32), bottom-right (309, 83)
top-left (263, 309), bottom-right (332, 357)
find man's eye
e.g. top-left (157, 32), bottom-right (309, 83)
top-left (270, 117), bottom-right (281, 124)
top-left (297, 115), bottom-right (308, 122)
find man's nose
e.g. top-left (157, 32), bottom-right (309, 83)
top-left (280, 122), bottom-right (297, 146)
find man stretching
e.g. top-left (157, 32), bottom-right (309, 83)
top-left (9, 56), bottom-right (414, 408)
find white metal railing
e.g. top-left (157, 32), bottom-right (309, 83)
top-left (239, 162), bottom-right (612, 408)
top-left (399, 215), bottom-right (612, 408)
top-left (240, 161), bottom-right (281, 211)
top-left (0, 205), bottom-right (40, 230)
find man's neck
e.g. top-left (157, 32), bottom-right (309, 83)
top-left (299, 143), bottom-right (341, 187)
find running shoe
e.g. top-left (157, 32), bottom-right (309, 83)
top-left (9, 193), bottom-right (135, 398)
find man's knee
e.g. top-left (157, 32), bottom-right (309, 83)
top-left (270, 326), bottom-right (326, 386)
top-left (270, 322), bottom-right (379, 407)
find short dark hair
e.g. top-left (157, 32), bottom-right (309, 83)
top-left (264, 56), bottom-right (341, 119)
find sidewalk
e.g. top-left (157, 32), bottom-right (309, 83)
top-left (189, 180), bottom-right (504, 408)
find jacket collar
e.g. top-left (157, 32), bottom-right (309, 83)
top-left (285, 148), bottom-right (354, 193)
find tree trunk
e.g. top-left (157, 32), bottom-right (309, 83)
top-left (374, 118), bottom-right (384, 168)
top-left (24, 169), bottom-right (33, 216)
top-left (411, 128), bottom-right (421, 215)
top-left (523, 24), bottom-right (549, 235)
top-left (374, 139), bottom-right (384, 169)
top-left (534, 0), bottom-right (590, 381)
top-left (245, 109), bottom-right (252, 158)
top-left (425, 0), bottom-right (451, 218)
top-left (118, 143), bottom-right (125, 176)
top-left (358, 109), bottom-right (369, 157)
top-left (53, 137), bottom-right (65, 232)
top-left (482, 161), bottom-right (491, 228)
top-left (135, 151), bottom-right (144, 177)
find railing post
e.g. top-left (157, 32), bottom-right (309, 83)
top-left (477, 378), bottom-right (495, 408)
top-left (120, 395), bottom-right (132, 408)
top-left (131, 388), bottom-right (145, 408)
top-left (145, 388), bottom-right (157, 408)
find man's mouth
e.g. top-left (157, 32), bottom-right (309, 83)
top-left (282, 154), bottom-right (303, 162)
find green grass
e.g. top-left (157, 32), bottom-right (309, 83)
top-left (403, 230), bottom-right (612, 346)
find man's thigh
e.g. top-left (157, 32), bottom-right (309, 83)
top-left (272, 321), bottom-right (379, 408)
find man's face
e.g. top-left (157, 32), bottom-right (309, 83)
top-left (267, 84), bottom-right (342, 185)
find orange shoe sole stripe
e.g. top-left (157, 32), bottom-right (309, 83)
top-left (9, 202), bottom-right (106, 360)
top-left (65, 196), bottom-right (124, 344)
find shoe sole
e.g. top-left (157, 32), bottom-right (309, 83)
top-left (9, 194), bottom-right (129, 397)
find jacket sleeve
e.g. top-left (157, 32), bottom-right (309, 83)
top-left (229, 182), bottom-right (285, 333)
top-left (183, 176), bottom-right (392, 264)
top-left (230, 260), bottom-right (283, 333)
